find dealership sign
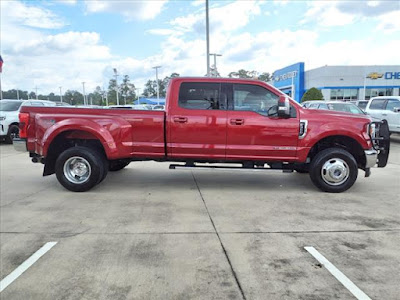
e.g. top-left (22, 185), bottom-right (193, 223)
top-left (274, 71), bottom-right (298, 82)
top-left (367, 72), bottom-right (400, 80)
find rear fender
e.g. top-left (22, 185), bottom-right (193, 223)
top-left (41, 118), bottom-right (118, 159)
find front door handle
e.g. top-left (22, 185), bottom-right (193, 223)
top-left (173, 117), bottom-right (188, 123)
top-left (230, 118), bottom-right (244, 125)
top-left (382, 113), bottom-right (387, 116)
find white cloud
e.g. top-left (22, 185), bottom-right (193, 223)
top-left (59, 0), bottom-right (77, 5)
top-left (375, 10), bottom-right (400, 34)
top-left (84, 0), bottom-right (168, 21)
top-left (1, 0), bottom-right (65, 29)
top-left (302, 0), bottom-right (400, 27)
top-left (170, 0), bottom-right (262, 34)
top-left (146, 29), bottom-right (183, 36)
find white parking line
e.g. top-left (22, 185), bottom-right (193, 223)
top-left (0, 242), bottom-right (57, 292)
top-left (304, 246), bottom-right (371, 300)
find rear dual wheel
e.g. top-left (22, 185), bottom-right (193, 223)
top-left (55, 146), bottom-right (108, 192)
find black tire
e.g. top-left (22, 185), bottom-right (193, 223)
top-left (109, 160), bottom-right (130, 172)
top-left (6, 125), bottom-right (19, 144)
top-left (55, 146), bottom-right (104, 192)
top-left (309, 148), bottom-right (358, 193)
top-left (98, 158), bottom-right (109, 183)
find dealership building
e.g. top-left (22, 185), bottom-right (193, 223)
top-left (272, 62), bottom-right (400, 102)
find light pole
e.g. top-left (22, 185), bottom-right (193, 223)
top-left (59, 86), bottom-right (63, 103)
top-left (82, 82), bottom-right (86, 105)
top-left (209, 53), bottom-right (221, 77)
top-left (34, 86), bottom-right (38, 100)
top-left (152, 65), bottom-right (162, 104)
top-left (135, 87), bottom-right (141, 104)
top-left (113, 68), bottom-right (119, 105)
top-left (206, 0), bottom-right (210, 76)
top-left (16, 89), bottom-right (20, 100)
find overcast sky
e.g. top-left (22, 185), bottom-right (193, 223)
top-left (1, 0), bottom-right (400, 94)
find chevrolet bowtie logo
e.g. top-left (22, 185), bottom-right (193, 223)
top-left (366, 72), bottom-right (383, 80)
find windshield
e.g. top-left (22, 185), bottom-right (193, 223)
top-left (328, 103), bottom-right (365, 114)
top-left (0, 101), bottom-right (23, 111)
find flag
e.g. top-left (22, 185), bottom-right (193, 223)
top-left (0, 55), bottom-right (3, 73)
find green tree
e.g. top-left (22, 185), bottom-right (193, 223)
top-left (228, 69), bottom-right (253, 78)
top-left (143, 73), bottom-right (179, 98)
top-left (120, 75), bottom-right (136, 104)
top-left (107, 79), bottom-right (118, 105)
top-left (258, 72), bottom-right (272, 82)
top-left (301, 88), bottom-right (324, 102)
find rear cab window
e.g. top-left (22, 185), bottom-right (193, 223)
top-left (178, 82), bottom-right (223, 110)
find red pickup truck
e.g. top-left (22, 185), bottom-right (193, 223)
top-left (14, 77), bottom-right (390, 193)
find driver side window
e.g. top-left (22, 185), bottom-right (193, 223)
top-left (232, 84), bottom-right (279, 116)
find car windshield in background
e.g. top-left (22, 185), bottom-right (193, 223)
top-left (0, 101), bottom-right (23, 111)
top-left (328, 103), bottom-right (365, 114)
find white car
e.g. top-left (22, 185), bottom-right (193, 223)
top-left (0, 99), bottom-right (56, 143)
top-left (364, 96), bottom-right (400, 134)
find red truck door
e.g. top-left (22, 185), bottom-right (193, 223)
top-left (167, 82), bottom-right (227, 159)
top-left (225, 83), bottom-right (299, 161)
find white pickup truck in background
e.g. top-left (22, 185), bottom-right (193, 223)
top-left (0, 99), bottom-right (56, 143)
top-left (364, 96), bottom-right (400, 134)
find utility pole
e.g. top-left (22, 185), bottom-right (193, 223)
top-left (82, 82), bottom-right (86, 105)
top-left (209, 53), bottom-right (222, 76)
top-left (113, 68), bottom-right (119, 105)
top-left (206, 0), bottom-right (210, 77)
top-left (152, 66), bottom-right (162, 104)
top-left (59, 86), bottom-right (63, 103)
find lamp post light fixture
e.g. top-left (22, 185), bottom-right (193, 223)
top-left (59, 86), bottom-right (63, 103)
top-left (82, 82), bottom-right (86, 105)
top-left (209, 53), bottom-right (222, 77)
top-left (152, 65), bottom-right (162, 104)
top-left (113, 68), bottom-right (120, 105)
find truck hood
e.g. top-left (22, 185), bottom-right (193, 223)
top-left (301, 109), bottom-right (372, 122)
top-left (0, 110), bottom-right (19, 120)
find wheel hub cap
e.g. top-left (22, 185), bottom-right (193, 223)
top-left (63, 157), bottom-right (91, 184)
top-left (321, 158), bottom-right (349, 186)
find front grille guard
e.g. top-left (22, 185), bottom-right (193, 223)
top-left (370, 120), bottom-right (390, 167)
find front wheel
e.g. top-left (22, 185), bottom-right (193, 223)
top-left (6, 125), bottom-right (19, 144)
top-left (55, 146), bottom-right (105, 192)
top-left (309, 148), bottom-right (358, 193)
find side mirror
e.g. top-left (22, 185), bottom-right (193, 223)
top-left (278, 95), bottom-right (291, 118)
top-left (393, 107), bottom-right (400, 113)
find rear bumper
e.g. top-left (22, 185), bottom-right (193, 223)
top-left (13, 138), bottom-right (27, 152)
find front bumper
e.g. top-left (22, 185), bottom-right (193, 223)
top-left (13, 138), bottom-right (27, 152)
top-left (365, 149), bottom-right (378, 168)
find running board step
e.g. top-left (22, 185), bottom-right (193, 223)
top-left (169, 164), bottom-right (294, 173)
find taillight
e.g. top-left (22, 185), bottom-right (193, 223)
top-left (19, 113), bottom-right (30, 138)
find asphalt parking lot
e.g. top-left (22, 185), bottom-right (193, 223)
top-left (1, 136), bottom-right (399, 300)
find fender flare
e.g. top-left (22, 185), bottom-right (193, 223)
top-left (41, 118), bottom-right (118, 158)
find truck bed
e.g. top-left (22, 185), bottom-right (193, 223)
top-left (20, 106), bottom-right (166, 160)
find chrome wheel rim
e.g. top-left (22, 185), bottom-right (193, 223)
top-left (63, 156), bottom-right (91, 184)
top-left (321, 158), bottom-right (349, 186)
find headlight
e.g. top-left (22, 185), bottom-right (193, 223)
top-left (0, 117), bottom-right (5, 121)
top-left (368, 123), bottom-right (376, 138)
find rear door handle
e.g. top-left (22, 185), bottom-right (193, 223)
top-left (173, 117), bottom-right (188, 123)
top-left (382, 114), bottom-right (387, 116)
top-left (230, 118), bottom-right (244, 125)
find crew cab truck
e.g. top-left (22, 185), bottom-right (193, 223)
top-left (14, 77), bottom-right (390, 193)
